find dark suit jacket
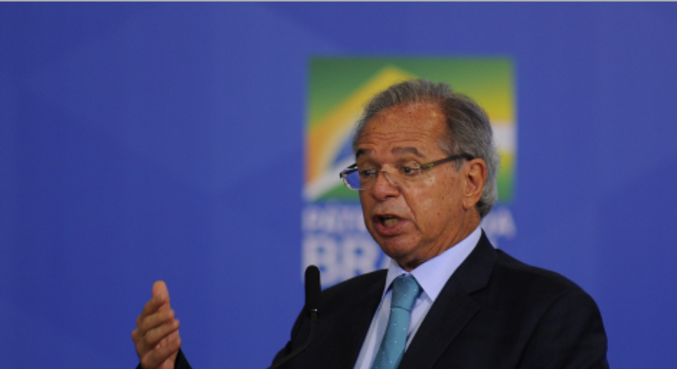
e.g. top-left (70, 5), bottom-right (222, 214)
top-left (163, 233), bottom-right (608, 369)
top-left (272, 233), bottom-right (608, 369)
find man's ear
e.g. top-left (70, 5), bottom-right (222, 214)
top-left (462, 158), bottom-right (487, 210)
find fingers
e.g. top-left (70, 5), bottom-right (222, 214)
top-left (136, 318), bottom-right (180, 357)
top-left (140, 331), bottom-right (182, 369)
top-left (137, 322), bottom-right (181, 369)
top-left (132, 281), bottom-right (181, 369)
top-left (152, 281), bottom-right (170, 310)
top-left (139, 307), bottom-right (174, 333)
top-left (137, 296), bottom-right (164, 326)
top-left (133, 309), bottom-right (181, 367)
top-left (142, 311), bottom-right (180, 346)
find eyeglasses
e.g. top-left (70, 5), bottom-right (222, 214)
top-left (339, 153), bottom-right (475, 191)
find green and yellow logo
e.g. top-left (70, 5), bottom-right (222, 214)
top-left (304, 58), bottom-right (516, 204)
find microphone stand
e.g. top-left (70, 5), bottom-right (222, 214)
top-left (266, 265), bottom-right (321, 369)
top-left (266, 310), bottom-right (317, 369)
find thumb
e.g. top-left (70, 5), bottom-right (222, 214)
top-left (152, 280), bottom-right (171, 310)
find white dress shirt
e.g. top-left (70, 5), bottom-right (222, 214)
top-left (353, 226), bottom-right (482, 369)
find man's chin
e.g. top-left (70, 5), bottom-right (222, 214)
top-left (377, 240), bottom-right (418, 264)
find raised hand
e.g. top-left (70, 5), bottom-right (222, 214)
top-left (132, 281), bottom-right (182, 369)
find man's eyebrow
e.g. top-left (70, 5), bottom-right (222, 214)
top-left (355, 147), bottom-right (425, 159)
top-left (355, 148), bottom-right (372, 159)
top-left (392, 147), bottom-right (425, 157)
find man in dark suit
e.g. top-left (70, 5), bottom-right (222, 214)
top-left (132, 79), bottom-right (609, 369)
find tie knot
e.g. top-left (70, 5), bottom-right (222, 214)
top-left (391, 275), bottom-right (421, 312)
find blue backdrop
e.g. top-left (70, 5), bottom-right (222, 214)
top-left (2, 3), bottom-right (677, 368)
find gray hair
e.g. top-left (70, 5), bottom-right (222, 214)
top-left (351, 79), bottom-right (499, 218)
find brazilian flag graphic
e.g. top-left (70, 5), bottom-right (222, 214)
top-left (305, 58), bottom-right (516, 204)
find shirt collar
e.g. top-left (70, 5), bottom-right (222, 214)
top-left (383, 226), bottom-right (482, 302)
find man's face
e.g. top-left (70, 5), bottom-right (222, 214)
top-left (356, 102), bottom-right (482, 271)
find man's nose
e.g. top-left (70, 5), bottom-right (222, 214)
top-left (370, 171), bottom-right (400, 199)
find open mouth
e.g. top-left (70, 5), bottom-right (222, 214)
top-left (378, 215), bottom-right (401, 228)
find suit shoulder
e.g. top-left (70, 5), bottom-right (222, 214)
top-left (320, 269), bottom-right (386, 303)
top-left (490, 249), bottom-right (594, 302)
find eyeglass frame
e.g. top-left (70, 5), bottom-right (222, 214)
top-left (339, 153), bottom-right (476, 191)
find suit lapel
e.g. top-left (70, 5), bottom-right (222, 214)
top-left (398, 233), bottom-right (498, 369)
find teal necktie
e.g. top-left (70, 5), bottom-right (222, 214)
top-left (370, 275), bottom-right (422, 369)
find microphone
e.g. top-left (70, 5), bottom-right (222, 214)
top-left (266, 265), bottom-right (321, 369)
top-left (305, 265), bottom-right (321, 316)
